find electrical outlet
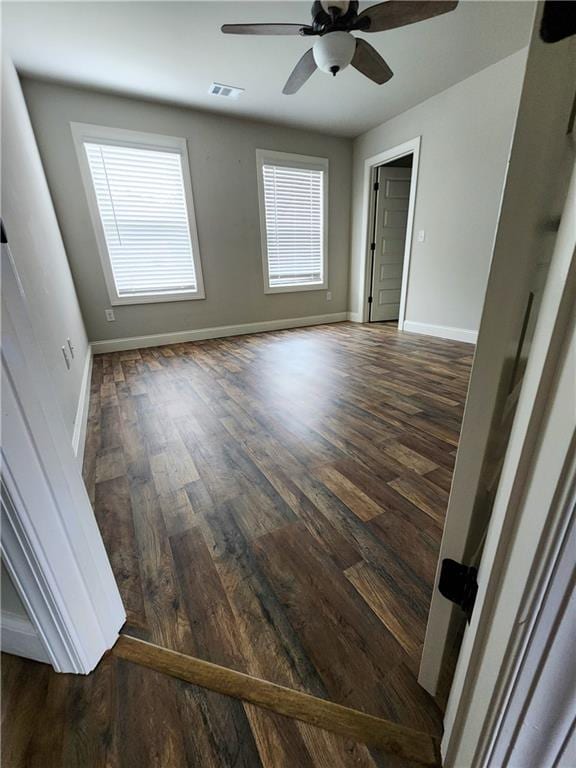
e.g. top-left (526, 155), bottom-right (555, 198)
top-left (326, 291), bottom-right (332, 301)
top-left (417, 230), bottom-right (426, 243)
top-left (105, 309), bottom-right (115, 321)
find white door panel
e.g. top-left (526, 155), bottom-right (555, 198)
top-left (384, 210), bottom-right (408, 228)
top-left (371, 165), bottom-right (412, 322)
top-left (382, 238), bottom-right (404, 255)
top-left (379, 263), bottom-right (403, 280)
top-left (384, 178), bottom-right (411, 198)
top-left (379, 278), bottom-right (402, 291)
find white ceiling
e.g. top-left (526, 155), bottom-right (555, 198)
top-left (3, 1), bottom-right (534, 137)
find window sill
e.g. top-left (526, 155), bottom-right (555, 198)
top-left (264, 283), bottom-right (328, 295)
top-left (110, 290), bottom-right (206, 306)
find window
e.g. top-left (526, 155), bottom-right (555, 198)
top-left (256, 150), bottom-right (328, 293)
top-left (71, 123), bottom-right (204, 304)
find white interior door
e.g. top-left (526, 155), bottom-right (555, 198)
top-left (419, 1), bottom-right (576, 706)
top-left (370, 166), bottom-right (411, 322)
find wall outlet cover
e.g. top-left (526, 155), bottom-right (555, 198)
top-left (326, 291), bottom-right (332, 301)
top-left (105, 309), bottom-right (115, 321)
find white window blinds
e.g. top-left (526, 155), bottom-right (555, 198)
top-left (261, 163), bottom-right (325, 288)
top-left (84, 142), bottom-right (198, 297)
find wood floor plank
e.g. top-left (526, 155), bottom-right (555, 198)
top-left (345, 561), bottom-right (425, 672)
top-left (94, 476), bottom-right (147, 629)
top-left (424, 465), bottom-right (454, 493)
top-left (170, 522), bottom-right (336, 766)
top-left (252, 521), bottom-right (413, 722)
top-left (127, 476), bottom-right (195, 652)
top-left (251, 466), bottom-right (362, 570)
top-left (312, 464), bottom-right (385, 521)
top-left (378, 440), bottom-right (438, 476)
top-left (1, 657), bottom-right (55, 767)
top-left (388, 472), bottom-right (450, 527)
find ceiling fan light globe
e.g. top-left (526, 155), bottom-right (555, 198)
top-left (313, 31), bottom-right (356, 75)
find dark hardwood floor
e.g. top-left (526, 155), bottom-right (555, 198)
top-left (2, 323), bottom-right (473, 767)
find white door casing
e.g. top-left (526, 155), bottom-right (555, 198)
top-left (371, 166), bottom-right (412, 322)
top-left (444, 154), bottom-right (576, 766)
top-left (1, 238), bottom-right (126, 673)
top-left (419, 1), bottom-right (576, 699)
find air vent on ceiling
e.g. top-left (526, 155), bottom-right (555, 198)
top-left (209, 82), bottom-right (244, 99)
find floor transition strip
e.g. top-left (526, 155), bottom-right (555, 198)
top-left (113, 634), bottom-right (442, 767)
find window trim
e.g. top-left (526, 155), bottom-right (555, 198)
top-left (256, 149), bottom-right (329, 294)
top-left (70, 122), bottom-right (205, 305)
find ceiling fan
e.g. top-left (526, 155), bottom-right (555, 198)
top-left (221, 1), bottom-right (458, 95)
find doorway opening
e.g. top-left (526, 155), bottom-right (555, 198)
top-left (361, 137), bottom-right (420, 328)
top-left (369, 155), bottom-right (413, 325)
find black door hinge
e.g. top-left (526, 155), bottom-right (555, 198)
top-left (368, 296), bottom-right (373, 304)
top-left (370, 242), bottom-right (376, 252)
top-left (438, 558), bottom-right (478, 623)
top-left (0, 219), bottom-right (7, 244)
top-left (373, 181), bottom-right (380, 192)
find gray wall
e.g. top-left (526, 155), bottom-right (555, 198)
top-left (350, 49), bottom-right (528, 336)
top-left (22, 79), bottom-right (353, 342)
top-left (2, 60), bottom-right (89, 437)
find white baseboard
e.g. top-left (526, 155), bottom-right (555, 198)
top-left (90, 313), bottom-right (348, 354)
top-left (403, 320), bottom-right (478, 344)
top-left (347, 311), bottom-right (364, 322)
top-left (1, 611), bottom-right (50, 664)
top-left (71, 347), bottom-right (93, 465)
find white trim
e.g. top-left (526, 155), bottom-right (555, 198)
top-left (1, 611), bottom-right (50, 664)
top-left (71, 347), bottom-right (93, 466)
top-left (419, 8), bottom-right (572, 703)
top-left (2, 240), bottom-right (125, 674)
top-left (359, 137), bottom-right (421, 328)
top-left (256, 149), bottom-right (329, 294)
top-left (1, 466), bottom-right (84, 672)
top-left (347, 311), bottom-right (363, 322)
top-left (442, 157), bottom-right (576, 766)
top-left (90, 313), bottom-right (348, 353)
top-left (70, 122), bottom-right (206, 305)
top-left (403, 320), bottom-right (478, 344)
top-left (488, 495), bottom-right (575, 768)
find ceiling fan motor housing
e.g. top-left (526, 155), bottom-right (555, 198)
top-left (313, 31), bottom-right (356, 75)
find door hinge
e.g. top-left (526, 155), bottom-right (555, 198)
top-left (368, 296), bottom-right (373, 304)
top-left (373, 181), bottom-right (380, 192)
top-left (438, 558), bottom-right (478, 623)
top-left (370, 242), bottom-right (376, 252)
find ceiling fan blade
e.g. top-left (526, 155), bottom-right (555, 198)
top-left (357, 1), bottom-right (458, 32)
top-left (282, 48), bottom-right (317, 95)
top-left (221, 23), bottom-right (310, 36)
top-left (351, 39), bottom-right (393, 85)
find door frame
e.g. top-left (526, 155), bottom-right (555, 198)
top-left (1, 238), bottom-right (126, 673)
top-left (419, 0), bottom-right (574, 702)
top-left (360, 136), bottom-right (421, 327)
top-left (441, 156), bottom-right (576, 765)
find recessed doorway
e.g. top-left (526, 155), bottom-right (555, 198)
top-left (361, 137), bottom-right (420, 329)
top-left (369, 155), bottom-right (413, 324)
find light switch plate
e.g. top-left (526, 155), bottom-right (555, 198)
top-left (417, 230), bottom-right (426, 243)
top-left (326, 291), bottom-right (332, 301)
